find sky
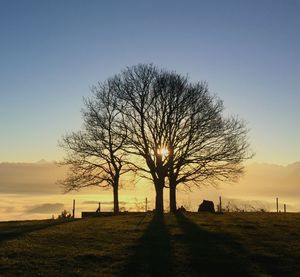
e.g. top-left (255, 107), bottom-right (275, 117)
top-left (0, 0), bottom-right (299, 164)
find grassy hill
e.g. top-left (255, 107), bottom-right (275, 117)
top-left (0, 212), bottom-right (299, 276)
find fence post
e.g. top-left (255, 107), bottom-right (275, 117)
top-left (145, 197), bottom-right (148, 212)
top-left (98, 202), bottom-right (101, 212)
top-left (276, 197), bottom-right (279, 213)
top-left (219, 196), bottom-right (222, 213)
top-left (284, 204), bottom-right (286, 213)
top-left (72, 199), bottom-right (75, 218)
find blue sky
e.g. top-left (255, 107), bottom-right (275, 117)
top-left (0, 0), bottom-right (299, 164)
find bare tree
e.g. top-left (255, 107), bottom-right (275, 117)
top-left (59, 64), bottom-right (252, 215)
top-left (108, 64), bottom-right (252, 214)
top-left (59, 81), bottom-right (129, 213)
top-left (156, 71), bottom-right (252, 212)
top-left (111, 64), bottom-right (170, 214)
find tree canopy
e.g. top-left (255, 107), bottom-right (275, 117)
top-left (60, 64), bottom-right (252, 214)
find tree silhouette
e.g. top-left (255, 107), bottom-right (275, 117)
top-left (59, 81), bottom-right (129, 213)
top-left (59, 64), bottom-right (252, 214)
top-left (155, 71), bottom-right (252, 212)
top-left (112, 65), bottom-right (252, 213)
top-left (111, 65), bottom-right (169, 214)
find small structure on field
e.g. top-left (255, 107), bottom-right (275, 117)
top-left (198, 200), bottom-right (215, 213)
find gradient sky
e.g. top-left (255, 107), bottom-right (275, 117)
top-left (0, 0), bottom-right (299, 164)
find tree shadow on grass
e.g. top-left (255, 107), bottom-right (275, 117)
top-left (175, 212), bottom-right (257, 276)
top-left (0, 219), bottom-right (78, 243)
top-left (121, 213), bottom-right (173, 277)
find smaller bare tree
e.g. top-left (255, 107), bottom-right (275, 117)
top-left (59, 81), bottom-right (129, 213)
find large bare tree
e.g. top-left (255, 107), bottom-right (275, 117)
top-left (59, 81), bottom-right (129, 213)
top-left (111, 65), bottom-right (251, 213)
top-left (156, 72), bottom-right (252, 212)
top-left (111, 65), bottom-right (170, 214)
top-left (59, 64), bottom-right (252, 215)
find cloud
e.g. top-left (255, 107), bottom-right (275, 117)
top-left (220, 162), bottom-right (300, 198)
top-left (0, 162), bottom-right (67, 194)
top-left (1, 160), bottom-right (300, 210)
top-left (25, 203), bottom-right (64, 214)
top-left (0, 206), bottom-right (17, 213)
top-left (175, 162), bottom-right (300, 212)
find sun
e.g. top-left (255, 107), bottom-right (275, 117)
top-left (157, 146), bottom-right (169, 158)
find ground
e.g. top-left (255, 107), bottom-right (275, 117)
top-left (0, 212), bottom-right (299, 276)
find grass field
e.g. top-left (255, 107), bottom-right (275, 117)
top-left (0, 212), bottom-right (299, 276)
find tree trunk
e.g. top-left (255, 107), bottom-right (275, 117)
top-left (154, 181), bottom-right (164, 215)
top-left (169, 184), bottom-right (177, 213)
top-left (168, 150), bottom-right (177, 213)
top-left (113, 185), bottom-right (119, 214)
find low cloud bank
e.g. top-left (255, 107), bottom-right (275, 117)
top-left (0, 162), bottom-right (66, 194)
top-left (0, 161), bottom-right (300, 206)
top-left (218, 162), bottom-right (300, 198)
